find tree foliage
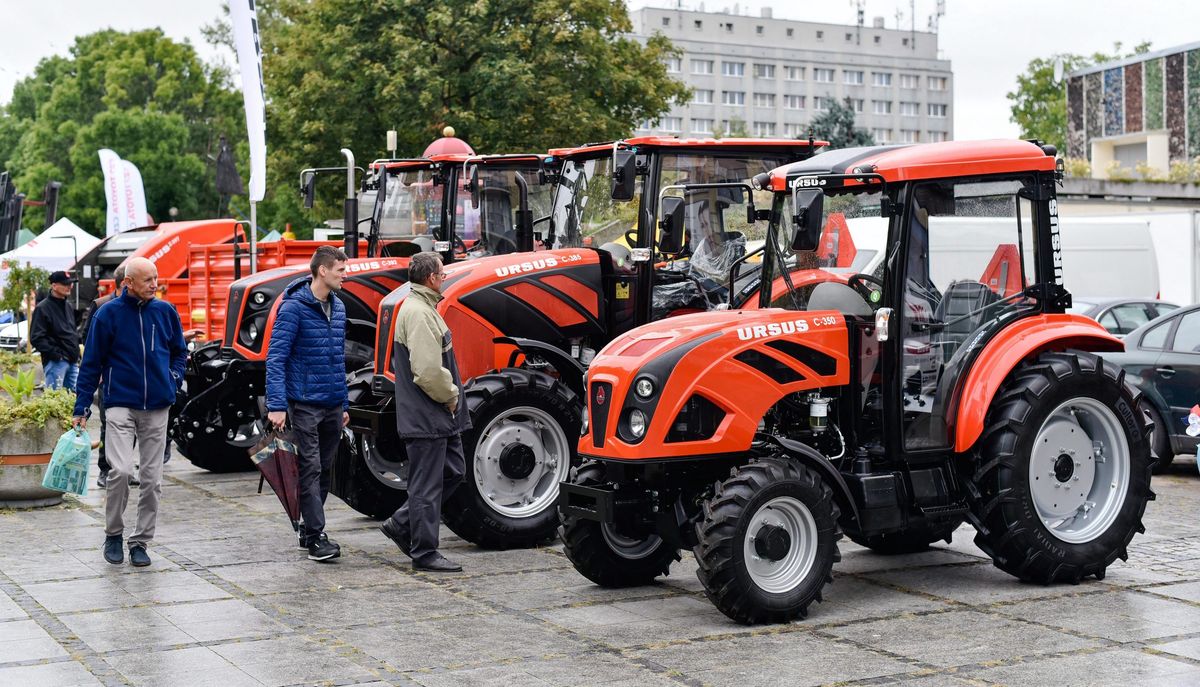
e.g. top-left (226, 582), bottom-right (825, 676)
top-left (1008, 42), bottom-right (1152, 151)
top-left (808, 98), bottom-right (874, 149)
top-left (0, 29), bottom-right (244, 234)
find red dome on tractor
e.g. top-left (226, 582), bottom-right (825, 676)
top-left (423, 126), bottom-right (474, 157)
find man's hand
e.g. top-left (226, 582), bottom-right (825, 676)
top-left (342, 412), bottom-right (350, 428)
top-left (267, 410), bottom-right (287, 430)
top-left (183, 329), bottom-right (204, 342)
top-left (71, 416), bottom-right (86, 429)
top-left (446, 397), bottom-right (458, 415)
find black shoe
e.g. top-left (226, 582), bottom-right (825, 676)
top-left (380, 519), bottom-right (411, 558)
top-left (128, 544), bottom-right (151, 567)
top-left (413, 553), bottom-right (462, 572)
top-left (103, 535), bottom-right (123, 565)
top-left (297, 529), bottom-right (308, 550)
top-left (307, 533), bottom-right (341, 562)
top-left (96, 470), bottom-right (108, 489)
top-left (129, 469), bottom-right (140, 487)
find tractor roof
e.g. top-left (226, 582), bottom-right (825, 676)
top-left (549, 136), bottom-right (829, 159)
top-left (764, 140), bottom-right (1057, 191)
top-left (372, 152), bottom-right (545, 172)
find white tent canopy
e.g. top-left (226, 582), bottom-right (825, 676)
top-left (0, 218), bottom-right (102, 287)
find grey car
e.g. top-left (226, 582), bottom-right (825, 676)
top-left (1069, 297), bottom-right (1179, 337)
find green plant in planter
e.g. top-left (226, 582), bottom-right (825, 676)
top-left (0, 263), bottom-right (49, 354)
top-left (0, 351), bottom-right (38, 374)
top-left (0, 369), bottom-right (36, 404)
top-left (0, 388), bottom-right (76, 433)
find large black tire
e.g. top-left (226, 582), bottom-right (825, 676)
top-left (1140, 400), bottom-right (1175, 474)
top-left (847, 517), bottom-right (965, 555)
top-left (560, 462), bottom-right (680, 587)
top-left (695, 457), bottom-right (841, 625)
top-left (967, 351), bottom-right (1154, 584)
top-left (178, 432), bottom-right (256, 473)
top-left (443, 368), bottom-right (581, 549)
top-left (332, 433), bottom-right (408, 520)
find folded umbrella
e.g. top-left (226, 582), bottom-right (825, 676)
top-left (248, 429), bottom-right (301, 531)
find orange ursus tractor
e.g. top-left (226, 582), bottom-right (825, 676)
top-left (560, 140), bottom-right (1155, 624)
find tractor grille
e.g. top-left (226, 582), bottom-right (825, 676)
top-left (590, 381), bottom-right (612, 449)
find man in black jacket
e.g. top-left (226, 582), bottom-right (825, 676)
top-left (30, 270), bottom-right (80, 390)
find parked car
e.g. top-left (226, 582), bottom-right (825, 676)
top-left (1069, 297), bottom-right (1180, 337)
top-left (1104, 303), bottom-right (1200, 471)
top-left (0, 320), bottom-right (28, 352)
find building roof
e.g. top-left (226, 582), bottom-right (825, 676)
top-left (549, 136), bottom-right (828, 159)
top-left (1067, 41), bottom-right (1200, 78)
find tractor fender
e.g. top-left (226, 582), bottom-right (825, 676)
top-left (767, 435), bottom-right (861, 526)
top-left (953, 314), bottom-right (1122, 453)
top-left (494, 336), bottom-right (586, 400)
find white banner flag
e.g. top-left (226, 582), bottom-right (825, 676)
top-left (120, 159), bottom-right (149, 229)
top-left (98, 149), bottom-right (127, 236)
top-left (231, 0), bottom-right (266, 202)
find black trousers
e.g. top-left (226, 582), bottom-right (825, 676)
top-left (388, 435), bottom-right (465, 562)
top-left (289, 402), bottom-right (343, 544)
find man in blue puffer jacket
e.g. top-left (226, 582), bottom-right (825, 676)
top-left (73, 257), bottom-right (188, 568)
top-left (266, 246), bottom-right (350, 562)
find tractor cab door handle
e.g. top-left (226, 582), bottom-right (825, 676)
top-left (1156, 366), bottom-right (1177, 379)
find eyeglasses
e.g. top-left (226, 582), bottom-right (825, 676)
top-left (434, 272), bottom-right (447, 278)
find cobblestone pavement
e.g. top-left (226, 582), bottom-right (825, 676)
top-left (4, 448), bottom-right (1200, 687)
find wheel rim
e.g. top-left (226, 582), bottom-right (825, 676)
top-left (360, 434), bottom-right (407, 489)
top-left (1028, 397), bottom-right (1131, 544)
top-left (600, 523), bottom-right (663, 560)
top-left (743, 495), bottom-right (819, 594)
top-left (474, 406), bottom-right (571, 519)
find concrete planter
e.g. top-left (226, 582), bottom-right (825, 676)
top-left (0, 420), bottom-right (69, 508)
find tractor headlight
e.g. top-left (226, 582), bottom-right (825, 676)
top-left (635, 377), bottom-right (654, 399)
top-left (628, 409), bottom-right (647, 439)
top-left (251, 291), bottom-right (268, 306)
top-left (248, 321), bottom-right (259, 341)
top-left (580, 407), bottom-right (589, 436)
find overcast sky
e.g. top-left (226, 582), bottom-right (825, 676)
top-left (2, 1), bottom-right (1199, 141)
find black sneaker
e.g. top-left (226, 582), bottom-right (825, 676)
top-left (380, 519), bottom-right (411, 558)
top-left (413, 552), bottom-right (462, 573)
top-left (103, 535), bottom-right (123, 565)
top-left (296, 529), bottom-right (308, 550)
top-left (129, 468), bottom-right (140, 488)
top-left (128, 544), bottom-right (151, 567)
top-left (307, 533), bottom-right (341, 562)
top-left (96, 470), bottom-right (109, 489)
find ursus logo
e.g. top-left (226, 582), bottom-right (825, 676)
top-left (736, 318), bottom-right (810, 341)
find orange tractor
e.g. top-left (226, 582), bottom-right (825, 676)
top-left (560, 140), bottom-right (1155, 624)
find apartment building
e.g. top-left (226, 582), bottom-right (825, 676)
top-left (629, 6), bottom-right (954, 143)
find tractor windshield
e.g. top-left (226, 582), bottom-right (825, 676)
top-left (548, 155), bottom-right (638, 249)
top-left (376, 169), bottom-right (444, 240)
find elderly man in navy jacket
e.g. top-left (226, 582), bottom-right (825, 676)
top-left (266, 246), bottom-right (350, 562)
top-left (73, 257), bottom-right (188, 568)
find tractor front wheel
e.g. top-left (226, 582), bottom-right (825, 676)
top-left (967, 351), bottom-right (1153, 583)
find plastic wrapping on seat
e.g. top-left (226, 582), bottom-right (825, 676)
top-left (689, 233), bottom-right (746, 286)
top-left (651, 280), bottom-right (708, 319)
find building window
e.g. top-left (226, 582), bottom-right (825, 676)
top-left (928, 103), bottom-right (948, 118)
top-left (722, 90), bottom-right (746, 106)
top-left (784, 123), bottom-right (805, 137)
top-left (694, 20), bottom-right (702, 30)
top-left (874, 35), bottom-right (881, 44)
top-left (723, 22), bottom-right (734, 33)
top-left (814, 68), bottom-right (835, 83)
top-left (693, 89), bottom-right (713, 104)
top-left (784, 95), bottom-right (806, 110)
top-left (850, 98), bottom-right (864, 113)
top-left (754, 121), bottom-right (777, 136)
top-left (872, 72), bottom-right (892, 87)
top-left (722, 61), bottom-right (745, 77)
top-left (872, 100), bottom-right (892, 115)
top-left (814, 96), bottom-right (834, 111)
top-left (665, 58), bottom-right (681, 73)
top-left (927, 131), bottom-right (948, 142)
top-left (692, 118), bottom-right (714, 134)
top-left (900, 130), bottom-right (920, 143)
top-left (638, 119), bottom-right (653, 131)
top-left (816, 30), bottom-right (824, 39)
top-left (900, 74), bottom-right (919, 89)
top-left (899, 101), bottom-right (920, 117)
top-left (844, 70), bottom-right (864, 85)
top-left (787, 28), bottom-right (794, 37)
top-left (928, 76), bottom-right (948, 91)
top-left (692, 59), bottom-right (713, 75)
top-left (845, 33), bottom-right (853, 41)
top-left (754, 63), bottom-right (776, 79)
top-left (757, 25), bottom-right (764, 35)
top-left (660, 117), bottom-right (682, 133)
top-left (785, 66), bottom-right (805, 81)
top-left (662, 17), bottom-right (670, 27)
top-left (871, 128), bottom-right (892, 143)
top-left (753, 92), bottom-right (776, 107)
top-left (902, 37), bottom-right (909, 47)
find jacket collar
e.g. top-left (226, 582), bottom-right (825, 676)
top-left (118, 288), bottom-right (149, 307)
top-left (411, 284), bottom-right (443, 305)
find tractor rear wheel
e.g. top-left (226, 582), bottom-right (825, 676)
top-left (847, 517), bottom-right (965, 555)
top-left (176, 431), bottom-right (256, 473)
top-left (967, 351), bottom-right (1153, 584)
top-left (560, 462), bottom-right (680, 587)
top-left (695, 457), bottom-right (841, 624)
top-left (330, 369), bottom-right (407, 521)
top-left (444, 368), bottom-right (580, 549)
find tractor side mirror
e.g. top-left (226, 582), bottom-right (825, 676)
top-left (301, 171), bottom-right (316, 209)
top-left (611, 150), bottom-right (637, 201)
top-left (658, 196), bottom-right (685, 254)
top-left (468, 165), bottom-right (481, 210)
top-left (791, 189), bottom-right (825, 252)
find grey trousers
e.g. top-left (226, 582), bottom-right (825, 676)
top-left (289, 402), bottom-right (343, 544)
top-left (388, 435), bottom-right (465, 562)
top-left (104, 407), bottom-right (169, 546)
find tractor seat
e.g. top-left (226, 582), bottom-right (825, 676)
top-left (480, 187), bottom-right (516, 255)
top-left (933, 280), bottom-right (998, 354)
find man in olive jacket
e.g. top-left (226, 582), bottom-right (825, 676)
top-left (380, 252), bottom-right (470, 572)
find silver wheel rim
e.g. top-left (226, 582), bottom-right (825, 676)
top-left (601, 523), bottom-right (663, 560)
top-left (1028, 397), bottom-right (1131, 544)
top-left (743, 495), bottom-right (819, 594)
top-left (360, 434), bottom-right (406, 488)
top-left (474, 406), bottom-right (571, 519)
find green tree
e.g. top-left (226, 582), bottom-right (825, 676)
top-left (1008, 41), bottom-right (1151, 151)
top-left (0, 29), bottom-right (244, 233)
top-left (206, 0), bottom-right (691, 231)
top-left (808, 98), bottom-right (874, 148)
top-left (713, 117), bottom-right (748, 139)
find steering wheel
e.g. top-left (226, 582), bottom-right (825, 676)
top-left (453, 236), bottom-right (467, 254)
top-left (847, 273), bottom-right (884, 305)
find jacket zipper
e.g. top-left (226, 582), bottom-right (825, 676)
top-left (152, 323), bottom-right (156, 351)
top-left (138, 304), bottom-right (147, 409)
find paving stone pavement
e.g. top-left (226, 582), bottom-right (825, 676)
top-left (3, 448), bottom-right (1200, 686)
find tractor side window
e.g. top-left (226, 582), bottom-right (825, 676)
top-left (549, 157), bottom-right (641, 252)
top-left (901, 178), bottom-right (1039, 450)
top-left (462, 170), bottom-right (553, 257)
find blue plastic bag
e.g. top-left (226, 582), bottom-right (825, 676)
top-left (41, 428), bottom-right (91, 496)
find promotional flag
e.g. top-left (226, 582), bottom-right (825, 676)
top-left (120, 159), bottom-right (149, 228)
top-left (230, 0), bottom-right (266, 203)
top-left (97, 149), bottom-right (126, 236)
